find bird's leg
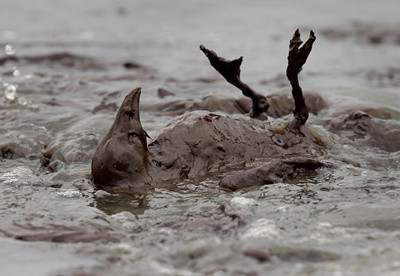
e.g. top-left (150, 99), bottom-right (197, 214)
top-left (200, 45), bottom-right (269, 118)
top-left (286, 29), bottom-right (316, 129)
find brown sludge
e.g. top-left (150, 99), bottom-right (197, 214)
top-left (32, 30), bottom-right (398, 194)
top-left (91, 30), bottom-right (327, 194)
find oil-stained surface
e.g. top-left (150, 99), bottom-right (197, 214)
top-left (1, 0), bottom-right (400, 275)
